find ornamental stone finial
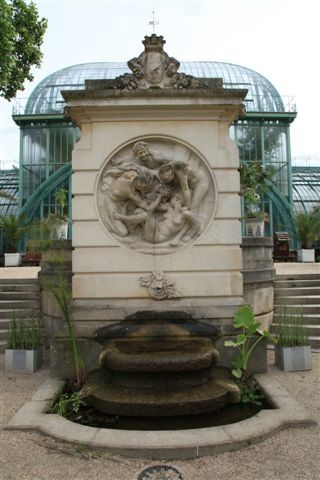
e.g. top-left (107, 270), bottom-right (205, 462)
top-left (111, 34), bottom-right (208, 91)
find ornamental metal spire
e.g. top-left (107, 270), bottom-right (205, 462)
top-left (148, 11), bottom-right (159, 33)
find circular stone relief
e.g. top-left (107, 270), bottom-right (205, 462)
top-left (96, 137), bottom-right (216, 254)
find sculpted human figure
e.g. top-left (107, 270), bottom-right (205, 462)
top-left (158, 161), bottom-right (210, 213)
top-left (101, 171), bottom-right (164, 237)
top-left (113, 194), bottom-right (200, 245)
top-left (131, 141), bottom-right (169, 170)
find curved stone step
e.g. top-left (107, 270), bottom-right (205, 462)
top-left (0, 299), bottom-right (40, 309)
top-left (275, 279), bottom-right (320, 288)
top-left (273, 313), bottom-right (320, 325)
top-left (275, 296), bottom-right (320, 305)
top-left (275, 287), bottom-right (320, 297)
top-left (0, 292), bottom-right (39, 301)
top-left (0, 284), bottom-right (40, 292)
top-left (0, 308), bottom-right (40, 319)
top-left (0, 278), bottom-right (39, 285)
top-left (276, 273), bottom-right (320, 281)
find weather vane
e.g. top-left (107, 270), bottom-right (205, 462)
top-left (148, 11), bottom-right (159, 33)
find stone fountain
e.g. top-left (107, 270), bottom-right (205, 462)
top-left (83, 312), bottom-right (240, 416)
top-left (60, 34), bottom-right (253, 418)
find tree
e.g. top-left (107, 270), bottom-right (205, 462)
top-left (0, 0), bottom-right (47, 100)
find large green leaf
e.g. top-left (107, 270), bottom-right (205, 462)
top-left (233, 306), bottom-right (255, 328)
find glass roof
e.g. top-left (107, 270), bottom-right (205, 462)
top-left (0, 169), bottom-right (19, 216)
top-left (292, 167), bottom-right (320, 213)
top-left (25, 61), bottom-right (284, 115)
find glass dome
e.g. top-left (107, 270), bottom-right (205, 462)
top-left (25, 61), bottom-right (284, 115)
top-left (292, 167), bottom-right (320, 214)
top-left (0, 169), bottom-right (19, 216)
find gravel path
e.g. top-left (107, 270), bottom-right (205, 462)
top-left (1, 351), bottom-right (319, 480)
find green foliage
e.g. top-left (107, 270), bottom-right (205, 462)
top-left (0, 213), bottom-right (31, 252)
top-left (224, 306), bottom-right (274, 380)
top-left (7, 316), bottom-right (40, 349)
top-left (27, 218), bottom-right (54, 252)
top-left (0, 0), bottom-right (47, 99)
top-left (239, 378), bottom-right (264, 406)
top-left (293, 208), bottom-right (320, 249)
top-left (50, 391), bottom-right (86, 417)
top-left (54, 188), bottom-right (68, 219)
top-left (44, 272), bottom-right (86, 389)
top-left (274, 307), bottom-right (309, 347)
top-left (239, 162), bottom-right (275, 202)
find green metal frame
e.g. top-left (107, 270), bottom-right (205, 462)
top-left (21, 163), bottom-right (72, 220)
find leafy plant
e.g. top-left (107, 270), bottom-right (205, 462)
top-left (50, 391), bottom-right (86, 417)
top-left (238, 378), bottom-right (265, 406)
top-left (224, 306), bottom-right (273, 381)
top-left (48, 188), bottom-right (69, 223)
top-left (274, 307), bottom-right (309, 347)
top-left (0, 213), bottom-right (31, 252)
top-left (239, 162), bottom-right (275, 223)
top-left (7, 316), bottom-right (40, 350)
top-left (293, 209), bottom-right (320, 249)
top-left (0, 0), bottom-right (47, 100)
top-left (44, 272), bottom-right (86, 389)
top-left (239, 162), bottom-right (275, 202)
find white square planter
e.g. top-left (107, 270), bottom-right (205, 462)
top-left (244, 218), bottom-right (265, 237)
top-left (275, 345), bottom-right (312, 372)
top-left (5, 348), bottom-right (43, 373)
top-left (4, 253), bottom-right (22, 267)
top-left (51, 221), bottom-right (69, 240)
top-left (297, 249), bottom-right (315, 263)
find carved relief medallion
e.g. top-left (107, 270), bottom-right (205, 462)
top-left (96, 137), bottom-right (216, 254)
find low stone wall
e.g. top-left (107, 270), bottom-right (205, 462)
top-left (242, 237), bottom-right (276, 330)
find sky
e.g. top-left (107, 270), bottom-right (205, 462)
top-left (0, 0), bottom-right (319, 169)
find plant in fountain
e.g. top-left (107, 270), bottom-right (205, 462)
top-left (50, 391), bottom-right (86, 417)
top-left (224, 306), bottom-right (273, 404)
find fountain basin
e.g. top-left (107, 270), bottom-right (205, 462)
top-left (5, 374), bottom-right (316, 460)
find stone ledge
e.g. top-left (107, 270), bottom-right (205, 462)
top-left (4, 374), bottom-right (316, 460)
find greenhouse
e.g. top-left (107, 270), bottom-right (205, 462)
top-left (2, 59), bottom-right (319, 253)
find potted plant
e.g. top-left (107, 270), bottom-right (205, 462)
top-left (47, 188), bottom-right (69, 240)
top-left (5, 317), bottom-right (42, 373)
top-left (0, 213), bottom-right (31, 266)
top-left (273, 307), bottom-right (311, 371)
top-left (239, 162), bottom-right (275, 237)
top-left (294, 208), bottom-right (320, 262)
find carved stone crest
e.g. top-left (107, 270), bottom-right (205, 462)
top-left (96, 137), bottom-right (216, 254)
top-left (139, 271), bottom-right (177, 300)
top-left (111, 34), bottom-right (208, 90)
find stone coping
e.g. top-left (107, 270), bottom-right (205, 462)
top-left (5, 374), bottom-right (316, 460)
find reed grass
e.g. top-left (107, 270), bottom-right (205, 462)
top-left (7, 316), bottom-right (41, 350)
top-left (274, 306), bottom-right (309, 347)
